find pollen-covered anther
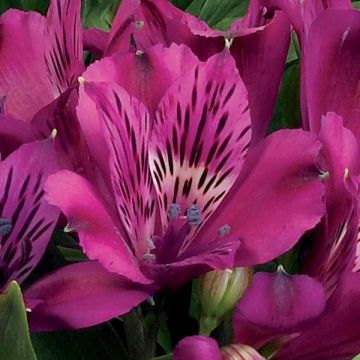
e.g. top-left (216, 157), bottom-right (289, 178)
top-left (146, 237), bottom-right (156, 251)
top-left (78, 76), bottom-right (85, 85)
top-left (25, 307), bottom-right (32, 313)
top-left (225, 37), bottom-right (234, 49)
top-left (186, 204), bottom-right (202, 226)
top-left (344, 168), bottom-right (350, 179)
top-left (134, 20), bottom-right (144, 29)
top-left (319, 170), bottom-right (330, 180)
top-left (0, 217), bottom-right (12, 236)
top-left (135, 49), bottom-right (144, 56)
top-left (142, 253), bottom-right (156, 263)
top-left (64, 223), bottom-right (74, 233)
top-left (50, 128), bottom-right (58, 140)
top-left (218, 224), bottom-right (231, 237)
top-left (167, 203), bottom-right (181, 220)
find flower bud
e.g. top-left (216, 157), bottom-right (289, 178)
top-left (221, 344), bottom-right (265, 360)
top-left (199, 267), bottom-right (253, 335)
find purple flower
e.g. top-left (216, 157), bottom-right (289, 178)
top-left (83, 0), bottom-right (291, 144)
top-left (0, 140), bottom-right (59, 293)
top-left (24, 46), bottom-right (325, 331)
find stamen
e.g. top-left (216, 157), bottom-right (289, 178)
top-left (186, 204), bottom-right (202, 226)
top-left (344, 168), bottom-right (350, 179)
top-left (146, 237), bottom-right (156, 251)
top-left (167, 203), bottom-right (181, 220)
top-left (64, 223), bottom-right (74, 233)
top-left (78, 76), bottom-right (85, 85)
top-left (218, 224), bottom-right (230, 237)
top-left (225, 38), bottom-right (234, 49)
top-left (142, 253), bottom-right (156, 263)
top-left (135, 20), bottom-right (144, 30)
top-left (135, 49), bottom-right (144, 56)
top-left (0, 218), bottom-right (12, 236)
top-left (319, 170), bottom-right (330, 180)
top-left (50, 128), bottom-right (58, 140)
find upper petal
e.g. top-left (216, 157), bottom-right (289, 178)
top-left (45, 170), bottom-right (151, 284)
top-left (197, 129), bottom-right (325, 266)
top-left (0, 140), bottom-right (59, 288)
top-left (84, 81), bottom-right (156, 258)
top-left (149, 51), bottom-right (251, 240)
top-left (24, 261), bottom-right (149, 331)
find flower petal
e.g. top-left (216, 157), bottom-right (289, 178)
top-left (24, 261), bottom-right (149, 331)
top-left (149, 51), bottom-right (251, 238)
top-left (45, 170), bottom-right (152, 284)
top-left (0, 10), bottom-right (53, 121)
top-left (304, 9), bottom-right (360, 137)
top-left (275, 272), bottom-right (360, 360)
top-left (0, 115), bottom-right (37, 158)
top-left (233, 269), bottom-right (326, 347)
top-left (173, 336), bottom-right (222, 360)
top-left (84, 82), bottom-right (156, 258)
top-left (45, 0), bottom-right (84, 94)
top-left (0, 140), bottom-right (59, 288)
top-left (197, 129), bottom-right (325, 266)
top-left (77, 43), bottom-right (198, 177)
top-left (230, 11), bottom-right (291, 143)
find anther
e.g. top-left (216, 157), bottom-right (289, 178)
top-left (186, 204), bottom-right (202, 226)
top-left (167, 203), bottom-right (181, 220)
top-left (78, 76), bottom-right (85, 85)
top-left (319, 170), bottom-right (330, 180)
top-left (135, 49), bottom-right (144, 56)
top-left (344, 168), bottom-right (350, 179)
top-left (135, 20), bottom-right (144, 29)
top-left (146, 237), bottom-right (156, 251)
top-left (142, 253), bottom-right (156, 263)
top-left (218, 224), bottom-right (230, 237)
top-left (225, 38), bottom-right (234, 49)
top-left (0, 218), bottom-right (12, 236)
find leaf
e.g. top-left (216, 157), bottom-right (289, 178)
top-left (31, 322), bottom-right (129, 360)
top-left (189, 279), bottom-right (201, 321)
top-left (171, 0), bottom-right (249, 28)
top-left (82, 0), bottom-right (120, 30)
top-left (268, 59), bottom-right (301, 132)
top-left (0, 0), bottom-right (49, 14)
top-left (0, 282), bottom-right (37, 360)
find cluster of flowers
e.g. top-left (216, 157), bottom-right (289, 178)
top-left (0, 0), bottom-right (359, 358)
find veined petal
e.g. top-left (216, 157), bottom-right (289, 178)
top-left (45, 170), bottom-right (151, 284)
top-left (234, 270), bottom-right (326, 346)
top-left (0, 140), bottom-right (59, 289)
top-left (304, 114), bottom-right (360, 298)
top-left (0, 115), bottom-right (37, 158)
top-left (149, 51), bottom-right (251, 239)
top-left (32, 89), bottom-right (92, 176)
top-left (0, 10), bottom-right (54, 121)
top-left (173, 336), bottom-right (222, 360)
top-left (77, 44), bottom-right (198, 178)
top-left (45, 0), bottom-right (84, 95)
top-left (84, 82), bottom-right (156, 258)
top-left (197, 129), bottom-right (325, 266)
top-left (304, 10), bottom-right (360, 139)
top-left (24, 261), bottom-right (149, 331)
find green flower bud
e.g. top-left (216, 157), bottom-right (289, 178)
top-left (198, 267), bottom-right (253, 335)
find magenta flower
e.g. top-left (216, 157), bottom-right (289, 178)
top-left (84, 0), bottom-right (291, 144)
top-left (24, 46), bottom-right (325, 331)
top-left (0, 140), bottom-right (59, 293)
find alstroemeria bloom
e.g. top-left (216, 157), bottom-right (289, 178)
top-left (0, 0), bottom-right (92, 177)
top-left (84, 0), bottom-right (291, 144)
top-left (0, 139), bottom-right (59, 293)
top-left (25, 49), bottom-right (325, 331)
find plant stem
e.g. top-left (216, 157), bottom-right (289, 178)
top-left (151, 354), bottom-right (173, 360)
top-left (123, 307), bottom-right (146, 360)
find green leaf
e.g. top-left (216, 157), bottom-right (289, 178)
top-left (0, 282), bottom-right (37, 360)
top-left (353, 1), bottom-right (360, 9)
top-left (269, 59), bottom-right (301, 132)
top-left (82, 0), bottom-right (120, 30)
top-left (189, 279), bottom-right (201, 321)
top-left (352, 355), bottom-right (360, 360)
top-left (31, 322), bottom-right (129, 360)
top-left (0, 0), bottom-right (49, 14)
top-left (171, 0), bottom-right (249, 28)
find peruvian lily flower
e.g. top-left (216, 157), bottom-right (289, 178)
top-left (0, 0), bottom-right (92, 176)
top-left (84, 0), bottom-right (291, 144)
top-left (0, 139), bottom-right (59, 299)
top-left (24, 48), bottom-right (325, 331)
